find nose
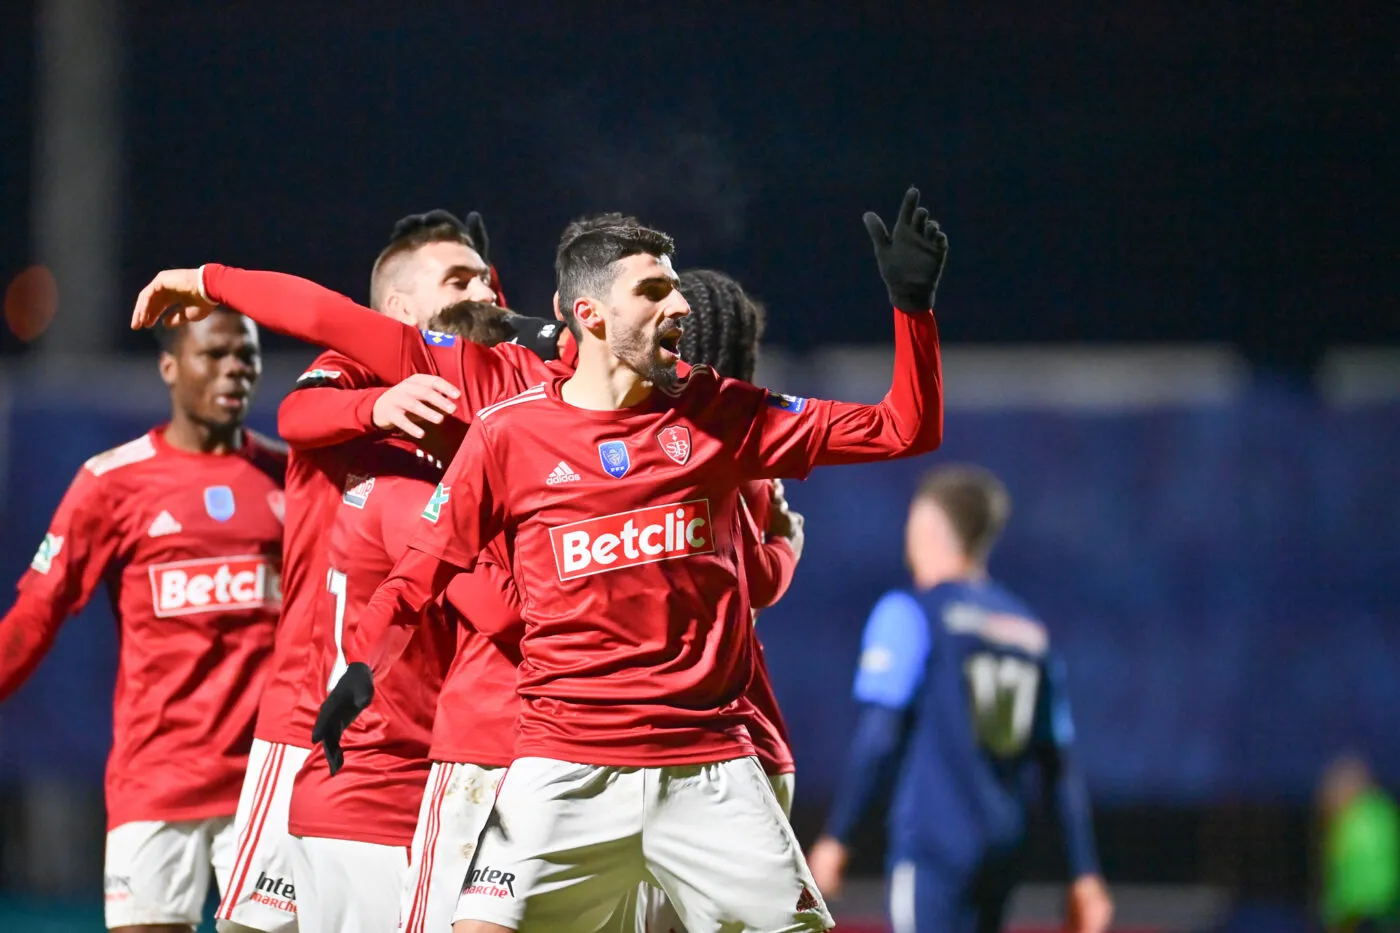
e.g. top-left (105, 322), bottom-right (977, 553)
top-left (223, 352), bottom-right (257, 383)
top-left (467, 276), bottom-right (497, 303)
top-left (666, 293), bottom-right (691, 319)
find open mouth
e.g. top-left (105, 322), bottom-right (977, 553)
top-left (215, 391), bottom-right (248, 411)
top-left (658, 329), bottom-right (683, 359)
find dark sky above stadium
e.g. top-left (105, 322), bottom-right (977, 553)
top-left (0, 2), bottom-right (1394, 367)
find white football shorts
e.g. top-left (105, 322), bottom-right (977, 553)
top-left (453, 756), bottom-right (829, 933)
top-left (104, 816), bottom-right (236, 928)
top-left (628, 770), bottom-right (799, 933)
top-left (286, 834), bottom-right (408, 933)
top-left (215, 739), bottom-right (310, 933)
top-left (399, 761), bottom-right (506, 933)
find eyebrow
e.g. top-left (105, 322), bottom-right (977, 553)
top-left (443, 263), bottom-right (488, 279)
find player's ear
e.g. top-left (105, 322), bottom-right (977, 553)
top-left (157, 350), bottom-right (178, 388)
top-left (382, 292), bottom-right (413, 327)
top-left (572, 296), bottom-right (605, 336)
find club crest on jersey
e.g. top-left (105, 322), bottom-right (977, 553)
top-left (267, 491), bottom-right (286, 523)
top-left (342, 474), bottom-right (375, 509)
top-left (30, 533), bottom-right (62, 574)
top-left (598, 441), bottom-right (631, 479)
top-left (766, 391), bottom-right (807, 414)
top-left (422, 483), bottom-right (450, 522)
top-left (421, 329), bottom-right (457, 347)
top-left (656, 425), bottom-right (691, 465)
top-left (204, 485), bottom-right (236, 522)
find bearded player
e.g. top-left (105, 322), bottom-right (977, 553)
top-left (0, 309), bottom-right (285, 933)
top-left (216, 211), bottom-right (500, 933)
top-left (133, 185), bottom-right (944, 933)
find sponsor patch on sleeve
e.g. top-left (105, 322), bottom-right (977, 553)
top-left (766, 391), bottom-right (807, 414)
top-left (295, 368), bottom-right (344, 386)
top-left (30, 533), bottom-right (63, 574)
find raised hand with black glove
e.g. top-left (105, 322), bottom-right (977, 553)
top-left (311, 661), bottom-right (375, 775)
top-left (863, 187), bottom-right (949, 314)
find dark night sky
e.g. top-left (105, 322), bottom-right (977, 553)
top-left (1, 2), bottom-right (1395, 366)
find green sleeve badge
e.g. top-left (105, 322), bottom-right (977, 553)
top-left (31, 533), bottom-right (63, 574)
top-left (422, 484), bottom-right (450, 523)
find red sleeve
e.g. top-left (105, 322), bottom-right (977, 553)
top-left (201, 264), bottom-right (451, 384)
top-left (277, 354), bottom-right (390, 450)
top-left (354, 426), bottom-right (508, 679)
top-left (278, 387), bottom-right (388, 449)
top-left (737, 492), bottom-right (797, 610)
top-left (736, 308), bottom-right (943, 477)
top-left (442, 557), bottom-right (524, 639)
top-left (0, 468), bottom-right (119, 701)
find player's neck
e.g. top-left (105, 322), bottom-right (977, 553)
top-left (562, 347), bottom-right (654, 411)
top-left (913, 558), bottom-right (987, 590)
top-left (164, 413), bottom-right (244, 455)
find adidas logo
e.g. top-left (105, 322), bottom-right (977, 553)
top-left (148, 511), bottom-right (183, 537)
top-left (545, 461), bottom-right (580, 485)
top-left (795, 885), bottom-right (820, 912)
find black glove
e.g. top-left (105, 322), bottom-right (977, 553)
top-left (504, 314), bottom-right (564, 361)
top-left (863, 187), bottom-right (948, 313)
top-left (463, 211), bottom-right (490, 263)
top-left (311, 661), bottom-right (374, 776)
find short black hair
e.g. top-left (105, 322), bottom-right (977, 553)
top-left (554, 213), bottom-right (674, 337)
top-left (154, 305), bottom-right (235, 354)
top-left (371, 211), bottom-right (481, 310)
top-left (676, 269), bottom-right (766, 382)
top-left (426, 300), bottom-right (515, 347)
top-left (914, 465), bottom-right (1012, 563)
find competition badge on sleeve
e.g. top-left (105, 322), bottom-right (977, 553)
top-left (766, 391), bottom-right (807, 414)
top-left (422, 483), bottom-right (450, 523)
top-left (598, 441), bottom-right (631, 479)
top-left (656, 426), bottom-right (691, 465)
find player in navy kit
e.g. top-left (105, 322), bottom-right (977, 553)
top-left (807, 465), bottom-right (1114, 933)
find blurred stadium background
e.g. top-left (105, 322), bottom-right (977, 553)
top-left (0, 2), bottom-right (1395, 931)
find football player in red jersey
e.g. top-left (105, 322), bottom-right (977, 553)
top-left (0, 309), bottom-right (285, 933)
top-left (131, 186), bottom-right (945, 933)
top-left (621, 267), bottom-right (807, 933)
top-left (280, 300), bottom-right (553, 933)
top-left (216, 212), bottom-right (496, 933)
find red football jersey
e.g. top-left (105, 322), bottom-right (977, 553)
top-left (287, 457), bottom-right (455, 847)
top-left (430, 546), bottom-right (525, 767)
top-left (354, 307), bottom-right (941, 767)
top-left (739, 479), bottom-right (797, 776)
top-left (254, 350), bottom-right (385, 748)
top-left (0, 428), bottom-right (286, 827)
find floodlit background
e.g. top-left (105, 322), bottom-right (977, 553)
top-left (1, 3), bottom-right (1396, 932)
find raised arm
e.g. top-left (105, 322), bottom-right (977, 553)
top-left (0, 469), bottom-right (119, 702)
top-left (738, 188), bottom-right (946, 479)
top-left (131, 265), bottom-right (444, 384)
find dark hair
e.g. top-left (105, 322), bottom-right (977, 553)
top-left (370, 211), bottom-right (480, 310)
top-left (154, 305), bottom-right (235, 354)
top-left (426, 300), bottom-right (515, 347)
top-left (914, 465), bottom-right (1011, 563)
top-left (554, 213), bottom-right (674, 337)
top-left (676, 269), bottom-right (766, 382)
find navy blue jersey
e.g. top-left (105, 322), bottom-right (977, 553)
top-left (826, 578), bottom-right (1097, 886)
